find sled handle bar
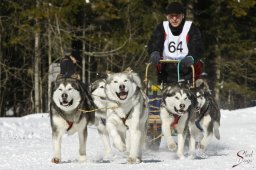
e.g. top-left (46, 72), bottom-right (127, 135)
top-left (144, 61), bottom-right (178, 84)
top-left (159, 60), bottom-right (179, 63)
top-left (144, 61), bottom-right (195, 88)
top-left (160, 60), bottom-right (195, 88)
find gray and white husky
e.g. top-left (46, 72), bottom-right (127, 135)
top-left (90, 79), bottom-right (112, 158)
top-left (50, 77), bottom-right (95, 163)
top-left (188, 79), bottom-right (221, 158)
top-left (105, 68), bottom-right (148, 164)
top-left (160, 84), bottom-right (196, 159)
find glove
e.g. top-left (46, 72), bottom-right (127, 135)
top-left (180, 56), bottom-right (194, 67)
top-left (150, 51), bottom-right (160, 64)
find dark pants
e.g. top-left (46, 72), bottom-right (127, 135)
top-left (60, 58), bottom-right (76, 77)
top-left (157, 63), bottom-right (190, 84)
top-left (157, 61), bottom-right (203, 84)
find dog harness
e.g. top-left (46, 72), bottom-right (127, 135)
top-left (66, 121), bottom-right (74, 131)
top-left (51, 102), bottom-right (80, 131)
top-left (195, 99), bottom-right (210, 131)
top-left (171, 114), bottom-right (181, 129)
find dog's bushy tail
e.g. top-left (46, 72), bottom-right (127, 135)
top-left (213, 122), bottom-right (220, 140)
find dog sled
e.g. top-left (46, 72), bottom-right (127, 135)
top-left (145, 59), bottom-right (197, 150)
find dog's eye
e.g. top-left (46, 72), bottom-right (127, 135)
top-left (166, 94), bottom-right (171, 97)
top-left (100, 86), bottom-right (104, 88)
top-left (184, 97), bottom-right (188, 100)
top-left (175, 96), bottom-right (179, 100)
top-left (114, 81), bottom-right (118, 83)
top-left (58, 88), bottom-right (62, 91)
top-left (124, 80), bottom-right (127, 82)
top-left (68, 88), bottom-right (72, 91)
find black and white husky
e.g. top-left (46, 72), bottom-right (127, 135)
top-left (50, 77), bottom-right (95, 163)
top-left (104, 68), bottom-right (148, 164)
top-left (90, 79), bottom-right (112, 159)
top-left (160, 84), bottom-right (196, 159)
top-left (188, 79), bottom-right (221, 158)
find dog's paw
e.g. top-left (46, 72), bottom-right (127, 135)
top-left (79, 155), bottom-right (87, 163)
top-left (127, 157), bottom-right (141, 164)
top-left (167, 143), bottom-right (177, 151)
top-left (179, 155), bottom-right (186, 160)
top-left (103, 152), bottom-right (113, 161)
top-left (51, 157), bottom-right (61, 164)
top-left (188, 154), bottom-right (195, 160)
top-left (177, 152), bottom-right (185, 160)
top-left (196, 149), bottom-right (208, 159)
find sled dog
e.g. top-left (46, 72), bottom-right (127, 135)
top-left (90, 79), bottom-right (112, 158)
top-left (105, 68), bottom-right (148, 164)
top-left (50, 77), bottom-right (95, 163)
top-left (160, 84), bottom-right (196, 159)
top-left (188, 79), bottom-right (221, 158)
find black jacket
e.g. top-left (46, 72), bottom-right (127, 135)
top-left (147, 21), bottom-right (204, 83)
top-left (60, 57), bottom-right (77, 77)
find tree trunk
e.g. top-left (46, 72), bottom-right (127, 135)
top-left (34, 1), bottom-right (41, 113)
top-left (214, 44), bottom-right (221, 104)
top-left (55, 15), bottom-right (64, 57)
top-left (34, 30), bottom-right (41, 113)
top-left (82, 5), bottom-right (86, 84)
top-left (186, 0), bottom-right (194, 20)
top-left (0, 17), bottom-right (3, 117)
top-left (47, 18), bottom-right (52, 112)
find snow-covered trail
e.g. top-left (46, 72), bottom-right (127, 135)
top-left (1, 107), bottom-right (256, 170)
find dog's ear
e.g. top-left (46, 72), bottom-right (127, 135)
top-left (162, 86), bottom-right (172, 96)
top-left (130, 72), bottom-right (142, 88)
top-left (124, 67), bottom-right (133, 73)
top-left (106, 70), bottom-right (113, 77)
top-left (196, 79), bottom-right (205, 88)
top-left (89, 83), bottom-right (94, 93)
top-left (185, 89), bottom-right (197, 107)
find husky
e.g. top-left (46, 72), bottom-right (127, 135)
top-left (160, 84), bottom-right (196, 159)
top-left (188, 79), bottom-right (221, 158)
top-left (50, 77), bottom-right (95, 163)
top-left (104, 68), bottom-right (148, 164)
top-left (90, 79), bottom-right (112, 158)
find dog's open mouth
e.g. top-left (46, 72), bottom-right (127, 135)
top-left (60, 99), bottom-right (73, 107)
top-left (116, 91), bottom-right (128, 100)
top-left (174, 107), bottom-right (186, 115)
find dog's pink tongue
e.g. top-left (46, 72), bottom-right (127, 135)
top-left (62, 101), bottom-right (68, 105)
top-left (119, 92), bottom-right (127, 100)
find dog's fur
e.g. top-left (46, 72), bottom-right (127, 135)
top-left (104, 68), bottom-right (148, 164)
top-left (188, 79), bottom-right (221, 158)
top-left (90, 79), bottom-right (112, 158)
top-left (50, 77), bottom-right (95, 163)
top-left (160, 84), bottom-right (196, 159)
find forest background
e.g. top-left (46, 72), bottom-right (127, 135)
top-left (0, 0), bottom-right (255, 116)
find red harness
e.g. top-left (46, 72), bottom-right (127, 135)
top-left (66, 121), bottom-right (74, 131)
top-left (171, 114), bottom-right (181, 129)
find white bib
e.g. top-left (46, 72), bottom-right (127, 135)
top-left (162, 21), bottom-right (192, 60)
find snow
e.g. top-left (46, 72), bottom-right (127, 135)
top-left (1, 107), bottom-right (256, 170)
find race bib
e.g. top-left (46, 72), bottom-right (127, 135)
top-left (162, 21), bottom-right (192, 60)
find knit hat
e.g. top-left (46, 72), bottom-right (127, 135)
top-left (165, 2), bottom-right (185, 14)
top-left (64, 51), bottom-right (71, 57)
